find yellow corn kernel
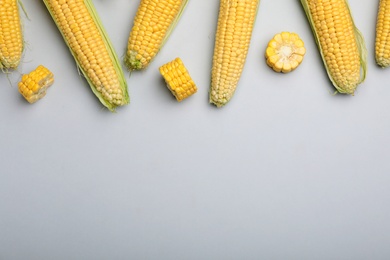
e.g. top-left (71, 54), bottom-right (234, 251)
top-left (265, 32), bottom-right (306, 73)
top-left (159, 58), bottom-right (197, 102)
top-left (300, 0), bottom-right (367, 95)
top-left (0, 0), bottom-right (23, 70)
top-left (42, 0), bottom-right (129, 111)
top-left (124, 0), bottom-right (189, 71)
top-left (210, 0), bottom-right (260, 107)
top-left (376, 0), bottom-right (390, 67)
top-left (18, 65), bottom-right (54, 103)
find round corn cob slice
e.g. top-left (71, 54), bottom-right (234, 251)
top-left (159, 58), bottom-right (197, 102)
top-left (265, 32), bottom-right (306, 73)
top-left (18, 65), bottom-right (54, 104)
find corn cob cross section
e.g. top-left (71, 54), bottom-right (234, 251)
top-left (376, 0), bottom-right (390, 67)
top-left (42, 0), bottom-right (129, 111)
top-left (300, 0), bottom-right (367, 95)
top-left (0, 0), bottom-right (23, 70)
top-left (124, 0), bottom-right (189, 71)
top-left (18, 65), bottom-right (54, 103)
top-left (210, 0), bottom-right (260, 107)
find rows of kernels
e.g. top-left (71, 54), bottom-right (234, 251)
top-left (18, 65), bottom-right (54, 103)
top-left (376, 0), bottom-right (390, 67)
top-left (265, 32), bottom-right (306, 73)
top-left (0, 0), bottom-right (23, 69)
top-left (126, 0), bottom-right (183, 70)
top-left (160, 58), bottom-right (197, 101)
top-left (210, 0), bottom-right (259, 107)
top-left (308, 0), bottom-right (360, 94)
top-left (46, 0), bottom-right (125, 105)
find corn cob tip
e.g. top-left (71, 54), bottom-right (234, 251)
top-left (124, 50), bottom-right (143, 71)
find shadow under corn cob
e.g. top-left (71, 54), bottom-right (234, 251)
top-left (376, 0), bottom-right (390, 67)
top-left (210, 0), bottom-right (260, 108)
top-left (0, 0), bottom-right (23, 70)
top-left (300, 0), bottom-right (367, 95)
top-left (124, 0), bottom-right (189, 71)
top-left (42, 0), bottom-right (129, 111)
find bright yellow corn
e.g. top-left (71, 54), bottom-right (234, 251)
top-left (159, 58), bottom-right (197, 102)
top-left (42, 0), bottom-right (129, 111)
top-left (18, 65), bottom-right (54, 103)
top-left (300, 0), bottom-right (367, 95)
top-left (376, 0), bottom-right (390, 67)
top-left (265, 32), bottom-right (306, 73)
top-left (210, 0), bottom-right (260, 108)
top-left (0, 0), bottom-right (23, 70)
top-left (124, 0), bottom-right (188, 71)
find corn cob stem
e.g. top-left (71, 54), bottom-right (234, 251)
top-left (0, 0), bottom-right (23, 70)
top-left (124, 0), bottom-right (189, 71)
top-left (300, 0), bottom-right (367, 95)
top-left (42, 0), bottom-right (129, 111)
top-left (376, 0), bottom-right (390, 67)
top-left (210, 0), bottom-right (260, 107)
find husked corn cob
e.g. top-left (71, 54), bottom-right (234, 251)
top-left (265, 32), bottom-right (306, 73)
top-left (42, 0), bottom-right (129, 111)
top-left (124, 0), bottom-right (188, 71)
top-left (18, 65), bottom-right (54, 103)
top-left (0, 0), bottom-right (23, 70)
top-left (210, 0), bottom-right (260, 107)
top-left (376, 0), bottom-right (390, 67)
top-left (159, 57), bottom-right (197, 101)
top-left (300, 0), bottom-right (367, 95)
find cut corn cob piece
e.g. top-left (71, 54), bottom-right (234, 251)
top-left (18, 65), bottom-right (54, 103)
top-left (300, 0), bottom-right (367, 95)
top-left (0, 0), bottom-right (23, 70)
top-left (124, 0), bottom-right (189, 71)
top-left (266, 32), bottom-right (306, 73)
top-left (42, 0), bottom-right (129, 111)
top-left (376, 0), bottom-right (390, 67)
top-left (210, 0), bottom-right (260, 107)
top-left (159, 58), bottom-right (197, 102)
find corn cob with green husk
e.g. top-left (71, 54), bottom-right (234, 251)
top-left (210, 0), bottom-right (260, 108)
top-left (300, 0), bottom-right (367, 95)
top-left (0, 0), bottom-right (23, 71)
top-left (376, 0), bottom-right (390, 67)
top-left (42, 0), bottom-right (129, 111)
top-left (124, 0), bottom-right (189, 71)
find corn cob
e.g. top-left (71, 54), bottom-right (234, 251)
top-left (376, 0), bottom-right (390, 67)
top-left (300, 0), bottom-right (367, 95)
top-left (124, 0), bottom-right (189, 71)
top-left (210, 0), bottom-right (260, 108)
top-left (265, 32), bottom-right (306, 73)
top-left (18, 65), bottom-right (54, 103)
top-left (159, 57), bottom-right (197, 101)
top-left (0, 0), bottom-right (23, 70)
top-left (42, 0), bottom-right (129, 111)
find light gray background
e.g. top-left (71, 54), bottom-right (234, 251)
top-left (1, 0), bottom-right (389, 259)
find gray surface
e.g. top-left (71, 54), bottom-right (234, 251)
top-left (1, 0), bottom-right (390, 259)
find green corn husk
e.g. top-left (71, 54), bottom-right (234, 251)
top-left (43, 0), bottom-right (129, 111)
top-left (124, 0), bottom-right (189, 71)
top-left (300, 0), bottom-right (367, 95)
